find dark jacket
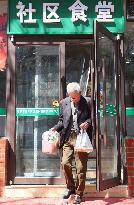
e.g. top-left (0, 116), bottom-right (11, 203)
top-left (53, 95), bottom-right (92, 148)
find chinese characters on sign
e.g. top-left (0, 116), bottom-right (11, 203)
top-left (95, 1), bottom-right (114, 22)
top-left (16, 0), bottom-right (115, 24)
top-left (16, 1), bottom-right (36, 23)
top-left (68, 0), bottom-right (88, 22)
top-left (43, 3), bottom-right (60, 23)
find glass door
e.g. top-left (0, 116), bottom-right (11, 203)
top-left (94, 21), bottom-right (121, 191)
top-left (15, 43), bottom-right (65, 184)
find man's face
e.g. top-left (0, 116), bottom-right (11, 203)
top-left (69, 92), bottom-right (81, 104)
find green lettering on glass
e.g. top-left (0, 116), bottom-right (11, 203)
top-left (100, 104), bottom-right (117, 117)
top-left (8, 0), bottom-right (124, 34)
top-left (0, 108), bottom-right (59, 116)
top-left (16, 108), bottom-right (60, 116)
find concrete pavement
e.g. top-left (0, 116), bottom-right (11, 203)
top-left (0, 197), bottom-right (134, 205)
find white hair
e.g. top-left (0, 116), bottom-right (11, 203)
top-left (67, 82), bottom-right (81, 94)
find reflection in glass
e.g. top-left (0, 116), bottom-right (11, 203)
top-left (0, 70), bottom-right (6, 137)
top-left (125, 36), bottom-right (134, 136)
top-left (65, 43), bottom-right (91, 96)
top-left (98, 33), bottom-right (118, 180)
top-left (16, 45), bottom-right (60, 177)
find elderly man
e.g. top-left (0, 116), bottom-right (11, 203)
top-left (52, 82), bottom-right (91, 204)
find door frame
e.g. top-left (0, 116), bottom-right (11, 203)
top-left (7, 35), bottom-right (66, 184)
top-left (94, 21), bottom-right (121, 191)
top-left (7, 35), bottom-right (96, 185)
top-left (7, 32), bottom-right (124, 187)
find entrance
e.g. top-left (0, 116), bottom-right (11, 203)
top-left (7, 22), bottom-right (124, 191)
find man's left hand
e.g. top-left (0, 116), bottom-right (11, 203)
top-left (80, 122), bottom-right (89, 130)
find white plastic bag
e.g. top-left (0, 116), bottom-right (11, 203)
top-left (75, 129), bottom-right (93, 153)
top-left (42, 130), bottom-right (60, 155)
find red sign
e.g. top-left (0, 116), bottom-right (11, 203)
top-left (0, 6), bottom-right (7, 71)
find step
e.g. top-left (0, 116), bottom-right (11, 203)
top-left (4, 185), bottom-right (129, 198)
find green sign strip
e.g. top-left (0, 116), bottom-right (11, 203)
top-left (16, 108), bottom-right (60, 116)
top-left (1, 107), bottom-right (134, 116)
top-left (0, 108), bottom-right (60, 116)
top-left (8, 0), bottom-right (124, 34)
top-left (126, 107), bottom-right (134, 116)
top-left (0, 108), bottom-right (7, 116)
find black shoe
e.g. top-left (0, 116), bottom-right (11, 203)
top-left (62, 189), bottom-right (75, 199)
top-left (73, 194), bottom-right (81, 204)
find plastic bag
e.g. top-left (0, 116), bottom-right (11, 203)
top-left (75, 129), bottom-right (93, 153)
top-left (42, 130), bottom-right (60, 155)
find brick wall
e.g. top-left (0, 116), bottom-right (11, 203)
top-left (0, 138), bottom-right (9, 196)
top-left (125, 138), bottom-right (134, 197)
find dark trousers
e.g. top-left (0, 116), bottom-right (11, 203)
top-left (61, 131), bottom-right (88, 197)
